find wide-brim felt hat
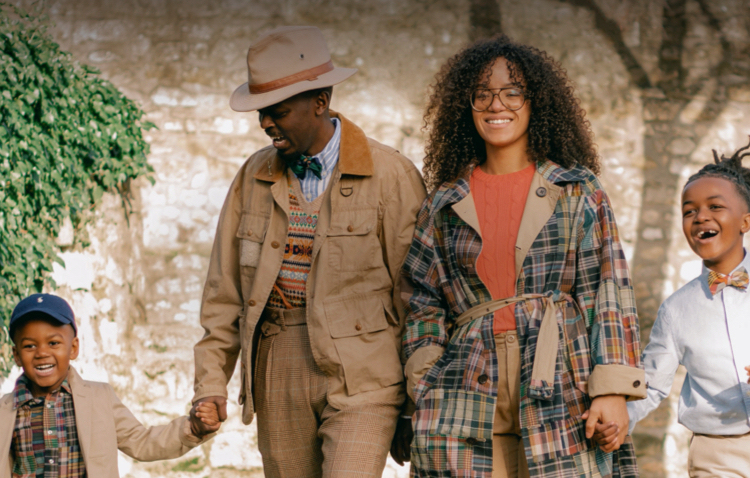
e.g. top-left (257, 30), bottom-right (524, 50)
top-left (230, 26), bottom-right (357, 112)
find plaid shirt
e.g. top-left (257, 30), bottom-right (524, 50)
top-left (402, 161), bottom-right (641, 478)
top-left (11, 374), bottom-right (86, 478)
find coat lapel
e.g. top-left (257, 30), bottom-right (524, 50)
top-left (68, 367), bottom-right (93, 467)
top-left (515, 171), bottom-right (561, 277)
top-left (0, 393), bottom-right (14, 476)
top-left (451, 192), bottom-right (482, 238)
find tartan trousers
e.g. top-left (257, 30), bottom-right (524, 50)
top-left (254, 307), bottom-right (400, 478)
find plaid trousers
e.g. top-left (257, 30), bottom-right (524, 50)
top-left (254, 308), bottom-right (400, 478)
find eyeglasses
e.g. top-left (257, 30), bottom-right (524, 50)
top-left (470, 87), bottom-right (526, 112)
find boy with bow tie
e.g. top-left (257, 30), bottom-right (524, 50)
top-left (622, 139), bottom-right (750, 477)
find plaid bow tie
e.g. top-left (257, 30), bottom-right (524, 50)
top-left (287, 155), bottom-right (322, 180)
top-left (707, 267), bottom-right (749, 295)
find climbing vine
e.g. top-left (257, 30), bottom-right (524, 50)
top-left (0, 4), bottom-right (154, 376)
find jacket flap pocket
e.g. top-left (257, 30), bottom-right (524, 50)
top-left (236, 212), bottom-right (270, 242)
top-left (324, 292), bottom-right (389, 338)
top-left (327, 208), bottom-right (376, 236)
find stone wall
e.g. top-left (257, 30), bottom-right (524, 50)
top-left (2, 0), bottom-right (749, 476)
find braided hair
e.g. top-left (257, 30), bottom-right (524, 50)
top-left (685, 137), bottom-right (750, 210)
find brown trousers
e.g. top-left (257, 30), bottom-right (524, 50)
top-left (689, 432), bottom-right (750, 477)
top-left (254, 308), bottom-right (400, 478)
top-left (493, 331), bottom-right (530, 478)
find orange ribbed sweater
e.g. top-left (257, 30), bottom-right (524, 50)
top-left (470, 164), bottom-right (535, 333)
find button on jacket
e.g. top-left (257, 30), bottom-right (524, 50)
top-left (192, 112), bottom-right (427, 423)
top-left (402, 160), bottom-right (645, 478)
top-left (628, 251), bottom-right (750, 436)
top-left (0, 367), bottom-right (209, 478)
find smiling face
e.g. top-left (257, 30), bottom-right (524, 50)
top-left (13, 318), bottom-right (79, 397)
top-left (257, 89), bottom-right (331, 160)
top-left (472, 57), bottom-right (531, 163)
top-left (682, 176), bottom-right (750, 274)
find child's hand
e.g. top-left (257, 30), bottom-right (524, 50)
top-left (191, 402), bottom-right (221, 436)
top-left (582, 410), bottom-right (620, 450)
top-left (745, 365), bottom-right (750, 384)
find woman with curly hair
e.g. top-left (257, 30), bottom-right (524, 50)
top-left (401, 35), bottom-right (645, 477)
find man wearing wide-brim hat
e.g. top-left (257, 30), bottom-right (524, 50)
top-left (189, 26), bottom-right (426, 477)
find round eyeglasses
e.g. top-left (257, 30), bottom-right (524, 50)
top-left (470, 87), bottom-right (526, 112)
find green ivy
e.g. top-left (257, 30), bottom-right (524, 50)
top-left (0, 4), bottom-right (155, 376)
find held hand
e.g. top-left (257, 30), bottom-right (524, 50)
top-left (745, 365), bottom-right (750, 384)
top-left (581, 410), bottom-right (619, 450)
top-left (584, 395), bottom-right (628, 453)
top-left (193, 402), bottom-right (222, 435)
top-left (390, 417), bottom-right (413, 466)
top-left (189, 396), bottom-right (227, 437)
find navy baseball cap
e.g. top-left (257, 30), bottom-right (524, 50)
top-left (9, 293), bottom-right (77, 339)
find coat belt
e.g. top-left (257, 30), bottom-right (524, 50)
top-left (454, 294), bottom-right (560, 401)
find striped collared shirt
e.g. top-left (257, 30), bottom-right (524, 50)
top-left (12, 373), bottom-right (86, 478)
top-left (298, 117), bottom-right (341, 202)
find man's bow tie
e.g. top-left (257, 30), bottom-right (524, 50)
top-left (707, 267), bottom-right (749, 295)
top-left (287, 155), bottom-right (322, 180)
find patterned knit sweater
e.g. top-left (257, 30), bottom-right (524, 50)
top-left (267, 178), bottom-right (323, 309)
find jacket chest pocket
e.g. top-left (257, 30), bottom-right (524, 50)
top-left (237, 212), bottom-right (270, 269)
top-left (327, 208), bottom-right (381, 271)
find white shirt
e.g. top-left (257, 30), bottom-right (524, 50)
top-left (627, 251), bottom-right (750, 435)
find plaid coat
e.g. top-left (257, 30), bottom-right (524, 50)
top-left (402, 161), bottom-right (644, 478)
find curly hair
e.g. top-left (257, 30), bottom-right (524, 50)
top-left (422, 35), bottom-right (599, 188)
top-left (685, 137), bottom-right (750, 210)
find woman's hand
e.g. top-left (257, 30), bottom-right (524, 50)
top-left (583, 395), bottom-right (628, 452)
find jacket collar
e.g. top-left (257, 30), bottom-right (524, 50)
top-left (432, 159), bottom-right (588, 212)
top-left (442, 160), bottom-right (586, 278)
top-left (253, 110), bottom-right (373, 183)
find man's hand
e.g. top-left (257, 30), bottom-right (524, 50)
top-left (390, 417), bottom-right (413, 466)
top-left (191, 401), bottom-right (222, 436)
top-left (584, 395), bottom-right (628, 453)
top-left (190, 396), bottom-right (227, 436)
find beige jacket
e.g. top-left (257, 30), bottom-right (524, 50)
top-left (193, 112), bottom-right (426, 423)
top-left (1, 367), bottom-right (209, 478)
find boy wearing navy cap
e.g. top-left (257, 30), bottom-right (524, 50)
top-left (0, 294), bottom-right (219, 478)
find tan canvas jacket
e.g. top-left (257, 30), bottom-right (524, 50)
top-left (0, 367), bottom-right (210, 478)
top-left (193, 112), bottom-right (426, 423)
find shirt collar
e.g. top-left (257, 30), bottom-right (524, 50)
top-left (311, 117), bottom-right (341, 177)
top-left (13, 372), bottom-right (72, 409)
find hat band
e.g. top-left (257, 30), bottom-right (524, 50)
top-left (249, 60), bottom-right (334, 95)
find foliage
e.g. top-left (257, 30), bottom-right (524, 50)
top-left (0, 4), bottom-right (155, 376)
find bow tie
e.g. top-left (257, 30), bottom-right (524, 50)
top-left (707, 267), bottom-right (749, 295)
top-left (286, 155), bottom-right (323, 180)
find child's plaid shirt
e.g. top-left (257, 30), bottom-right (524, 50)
top-left (402, 161), bottom-right (644, 478)
top-left (11, 373), bottom-right (85, 478)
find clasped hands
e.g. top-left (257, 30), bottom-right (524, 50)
top-left (189, 396), bottom-right (227, 437)
top-left (582, 394), bottom-right (629, 453)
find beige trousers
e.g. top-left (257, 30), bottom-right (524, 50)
top-left (689, 432), bottom-right (750, 477)
top-left (492, 331), bottom-right (530, 478)
top-left (254, 308), bottom-right (400, 478)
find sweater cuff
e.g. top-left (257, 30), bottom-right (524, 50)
top-left (404, 345), bottom-right (445, 402)
top-left (588, 364), bottom-right (646, 401)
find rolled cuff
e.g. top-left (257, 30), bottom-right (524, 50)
top-left (588, 364), bottom-right (646, 401)
top-left (404, 345), bottom-right (445, 402)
